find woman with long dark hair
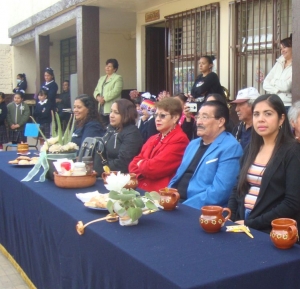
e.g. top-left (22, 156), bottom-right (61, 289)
top-left (71, 94), bottom-right (105, 148)
top-left (94, 98), bottom-right (143, 175)
top-left (228, 94), bottom-right (300, 233)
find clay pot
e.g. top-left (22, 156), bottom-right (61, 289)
top-left (270, 218), bottom-right (298, 249)
top-left (101, 171), bottom-right (138, 189)
top-left (200, 206), bottom-right (231, 233)
top-left (53, 172), bottom-right (97, 189)
top-left (158, 188), bottom-right (180, 211)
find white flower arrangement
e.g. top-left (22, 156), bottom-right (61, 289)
top-left (105, 172), bottom-right (162, 223)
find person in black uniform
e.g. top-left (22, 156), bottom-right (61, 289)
top-left (40, 67), bottom-right (58, 112)
top-left (13, 73), bottom-right (27, 94)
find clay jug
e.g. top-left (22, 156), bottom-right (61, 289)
top-left (270, 218), bottom-right (298, 249)
top-left (200, 206), bottom-right (231, 233)
top-left (158, 188), bottom-right (180, 210)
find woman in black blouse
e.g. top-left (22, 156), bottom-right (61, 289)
top-left (190, 56), bottom-right (224, 109)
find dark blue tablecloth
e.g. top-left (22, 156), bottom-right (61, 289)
top-left (1, 151), bottom-right (300, 289)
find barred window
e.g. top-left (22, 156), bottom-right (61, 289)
top-left (228, 0), bottom-right (292, 97)
top-left (165, 3), bottom-right (220, 95)
top-left (60, 37), bottom-right (77, 85)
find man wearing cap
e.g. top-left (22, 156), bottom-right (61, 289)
top-left (231, 87), bottom-right (260, 149)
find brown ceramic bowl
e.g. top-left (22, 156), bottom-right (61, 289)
top-left (53, 172), bottom-right (97, 189)
top-left (101, 171), bottom-right (138, 189)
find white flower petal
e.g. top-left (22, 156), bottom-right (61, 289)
top-left (104, 172), bottom-right (130, 192)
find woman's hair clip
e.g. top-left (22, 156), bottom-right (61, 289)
top-left (45, 67), bottom-right (54, 72)
top-left (141, 92), bottom-right (157, 102)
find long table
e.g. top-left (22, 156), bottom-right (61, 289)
top-left (1, 151), bottom-right (300, 289)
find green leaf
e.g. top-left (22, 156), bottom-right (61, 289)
top-left (118, 193), bottom-right (136, 201)
top-left (51, 111), bottom-right (57, 137)
top-left (121, 189), bottom-right (135, 195)
top-left (127, 207), bottom-right (142, 222)
top-left (134, 198), bottom-right (145, 208)
top-left (109, 191), bottom-right (121, 200)
top-left (145, 200), bottom-right (158, 211)
top-left (106, 200), bottom-right (114, 214)
top-left (30, 116), bottom-right (47, 143)
top-left (55, 112), bottom-right (63, 145)
top-left (117, 207), bottom-right (126, 215)
top-left (148, 191), bottom-right (161, 201)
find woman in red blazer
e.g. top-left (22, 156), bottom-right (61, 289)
top-left (129, 97), bottom-right (189, 191)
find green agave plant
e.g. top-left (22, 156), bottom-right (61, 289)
top-left (30, 111), bottom-right (77, 153)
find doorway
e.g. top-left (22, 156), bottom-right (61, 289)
top-left (145, 23), bottom-right (166, 96)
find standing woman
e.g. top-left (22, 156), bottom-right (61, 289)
top-left (228, 94), bottom-right (300, 233)
top-left (41, 67), bottom-right (58, 112)
top-left (13, 73), bottom-right (27, 94)
top-left (0, 92), bottom-right (8, 150)
top-left (93, 59), bottom-right (123, 127)
top-left (190, 56), bottom-right (224, 108)
top-left (263, 34), bottom-right (292, 110)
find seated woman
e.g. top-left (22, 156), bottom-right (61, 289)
top-left (228, 94), bottom-right (300, 233)
top-left (95, 99), bottom-right (143, 175)
top-left (72, 94), bottom-right (106, 148)
top-left (288, 101), bottom-right (300, 140)
top-left (129, 97), bottom-right (189, 191)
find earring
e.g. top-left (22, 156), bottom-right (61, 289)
top-left (279, 125), bottom-right (282, 130)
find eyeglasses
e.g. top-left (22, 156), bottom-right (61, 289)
top-left (195, 115), bottom-right (216, 121)
top-left (154, 113), bottom-right (171, 119)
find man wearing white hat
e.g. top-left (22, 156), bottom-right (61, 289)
top-left (231, 87), bottom-right (260, 149)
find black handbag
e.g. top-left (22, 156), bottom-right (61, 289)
top-left (78, 137), bottom-right (107, 171)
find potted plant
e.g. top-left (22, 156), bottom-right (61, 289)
top-left (22, 112), bottom-right (78, 182)
top-left (105, 172), bottom-right (161, 226)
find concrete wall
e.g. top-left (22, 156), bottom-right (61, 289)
top-left (12, 42), bottom-right (35, 94)
top-left (100, 32), bottom-right (136, 89)
top-left (0, 45), bottom-right (12, 93)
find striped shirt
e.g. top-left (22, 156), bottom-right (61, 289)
top-left (244, 163), bottom-right (266, 210)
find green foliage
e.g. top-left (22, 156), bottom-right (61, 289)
top-left (31, 112), bottom-right (75, 146)
top-left (127, 207), bottom-right (143, 222)
top-left (108, 188), bottom-right (161, 224)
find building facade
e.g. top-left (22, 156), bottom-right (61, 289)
top-left (5, 0), bottom-right (300, 101)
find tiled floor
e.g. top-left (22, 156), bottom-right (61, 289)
top-left (0, 253), bottom-right (29, 289)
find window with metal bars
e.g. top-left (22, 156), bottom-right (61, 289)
top-left (60, 37), bottom-right (77, 85)
top-left (165, 3), bottom-right (220, 95)
top-left (228, 0), bottom-right (292, 98)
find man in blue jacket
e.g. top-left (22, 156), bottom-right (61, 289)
top-left (169, 101), bottom-right (243, 210)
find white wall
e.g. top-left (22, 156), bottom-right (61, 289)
top-left (100, 32), bottom-right (136, 89)
top-left (12, 42), bottom-right (36, 94)
top-left (8, 0), bottom-right (60, 27)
